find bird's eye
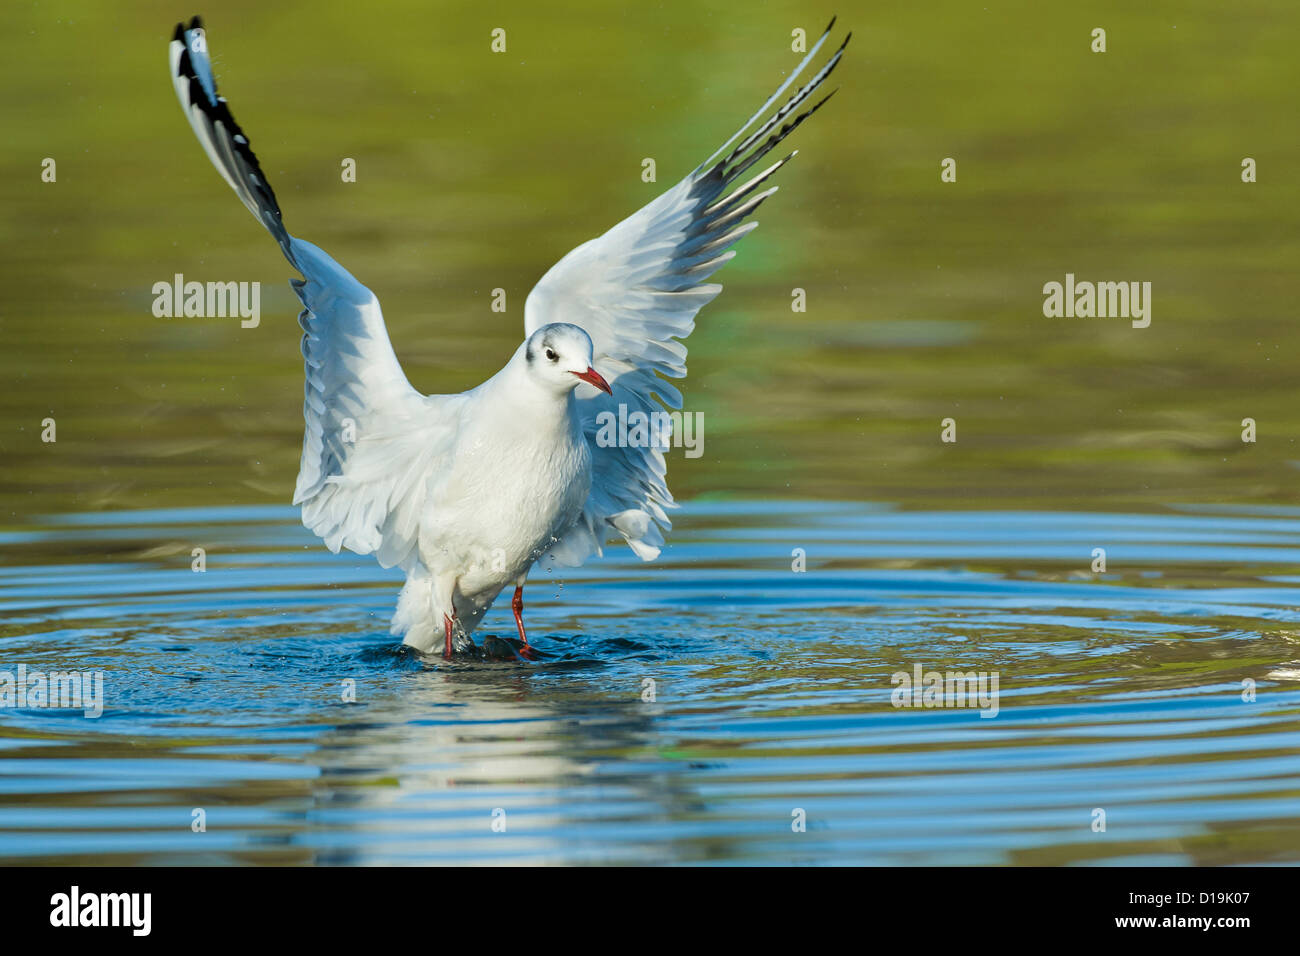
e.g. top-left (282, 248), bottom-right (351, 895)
top-left (545, 348), bottom-right (557, 362)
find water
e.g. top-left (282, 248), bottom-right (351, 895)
top-left (2, 501), bottom-right (1298, 865)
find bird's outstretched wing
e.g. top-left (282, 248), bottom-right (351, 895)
top-left (526, 20), bottom-right (849, 566)
top-left (169, 16), bottom-right (458, 569)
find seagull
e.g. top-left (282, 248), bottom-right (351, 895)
top-left (168, 15), bottom-right (848, 658)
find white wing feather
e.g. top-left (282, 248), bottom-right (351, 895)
top-left (526, 19), bottom-right (849, 565)
top-left (288, 241), bottom-right (464, 568)
top-left (170, 17), bottom-right (457, 570)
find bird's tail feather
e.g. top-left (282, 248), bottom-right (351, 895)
top-left (393, 573), bottom-right (440, 654)
top-left (392, 572), bottom-right (489, 654)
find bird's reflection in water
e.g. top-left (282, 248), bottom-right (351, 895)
top-left (299, 634), bottom-right (707, 865)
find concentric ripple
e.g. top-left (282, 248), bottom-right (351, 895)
top-left (1, 501), bottom-right (1298, 864)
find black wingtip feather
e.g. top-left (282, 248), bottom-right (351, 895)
top-left (170, 15), bottom-right (295, 265)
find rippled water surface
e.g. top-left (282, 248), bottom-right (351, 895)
top-left (2, 501), bottom-right (1298, 865)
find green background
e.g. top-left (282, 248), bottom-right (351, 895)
top-left (3, 0), bottom-right (1298, 523)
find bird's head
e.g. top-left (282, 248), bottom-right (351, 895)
top-left (524, 323), bottom-right (612, 395)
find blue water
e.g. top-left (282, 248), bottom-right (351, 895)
top-left (1, 501), bottom-right (1298, 864)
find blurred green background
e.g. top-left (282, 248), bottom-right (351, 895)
top-left (2, 0), bottom-right (1298, 526)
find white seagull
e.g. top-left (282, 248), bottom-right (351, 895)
top-left (168, 15), bottom-right (848, 658)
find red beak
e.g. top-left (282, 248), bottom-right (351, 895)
top-left (572, 367), bottom-right (612, 395)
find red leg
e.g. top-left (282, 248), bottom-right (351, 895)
top-left (511, 587), bottom-right (538, 660)
top-left (443, 613), bottom-right (454, 659)
top-left (512, 586), bottom-right (529, 648)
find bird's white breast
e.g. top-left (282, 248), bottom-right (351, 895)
top-left (418, 390), bottom-right (591, 607)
